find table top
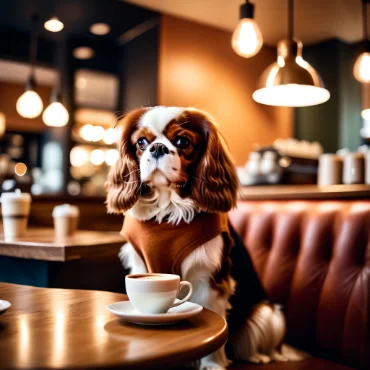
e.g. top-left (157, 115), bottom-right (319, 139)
top-left (0, 283), bottom-right (228, 370)
top-left (0, 228), bottom-right (125, 261)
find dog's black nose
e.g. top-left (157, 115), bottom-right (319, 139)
top-left (149, 143), bottom-right (169, 159)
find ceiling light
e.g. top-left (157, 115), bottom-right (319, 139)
top-left (90, 23), bottom-right (111, 36)
top-left (354, 1), bottom-right (370, 82)
top-left (231, 0), bottom-right (263, 58)
top-left (252, 0), bottom-right (330, 107)
top-left (16, 76), bottom-right (43, 119)
top-left (16, 15), bottom-right (43, 118)
top-left (73, 47), bottom-right (95, 60)
top-left (42, 90), bottom-right (69, 127)
top-left (44, 17), bottom-right (64, 32)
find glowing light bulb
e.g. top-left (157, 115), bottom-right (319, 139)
top-left (44, 17), bottom-right (64, 33)
top-left (103, 128), bottom-right (117, 145)
top-left (105, 149), bottom-right (119, 166)
top-left (90, 149), bottom-right (105, 166)
top-left (91, 126), bottom-right (105, 142)
top-left (231, 19), bottom-right (263, 58)
top-left (70, 146), bottom-right (89, 167)
top-left (16, 90), bottom-right (43, 118)
top-left (354, 52), bottom-right (370, 83)
top-left (80, 124), bottom-right (94, 141)
top-left (42, 102), bottom-right (69, 127)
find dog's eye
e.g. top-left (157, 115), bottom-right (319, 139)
top-left (173, 136), bottom-right (190, 149)
top-left (137, 137), bottom-right (149, 151)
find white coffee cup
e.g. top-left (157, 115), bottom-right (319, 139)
top-left (318, 154), bottom-right (343, 186)
top-left (52, 204), bottom-right (80, 237)
top-left (0, 189), bottom-right (31, 238)
top-left (343, 153), bottom-right (364, 184)
top-left (125, 273), bottom-right (193, 314)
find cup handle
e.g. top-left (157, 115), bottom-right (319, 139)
top-left (171, 281), bottom-right (193, 308)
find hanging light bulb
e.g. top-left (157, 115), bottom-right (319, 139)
top-left (43, 90), bottom-right (69, 127)
top-left (354, 1), bottom-right (370, 82)
top-left (16, 76), bottom-right (44, 118)
top-left (252, 0), bottom-right (330, 107)
top-left (231, 0), bottom-right (263, 58)
top-left (16, 14), bottom-right (44, 119)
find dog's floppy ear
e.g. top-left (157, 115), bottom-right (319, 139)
top-left (106, 108), bottom-right (147, 214)
top-left (187, 110), bottom-right (239, 213)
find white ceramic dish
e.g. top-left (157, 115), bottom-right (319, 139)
top-left (0, 300), bottom-right (11, 315)
top-left (106, 300), bottom-right (203, 325)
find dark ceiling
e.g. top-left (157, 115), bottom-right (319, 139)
top-left (0, 0), bottom-right (158, 40)
top-left (0, 0), bottom-right (159, 73)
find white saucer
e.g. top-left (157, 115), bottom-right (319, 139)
top-left (0, 300), bottom-right (11, 315)
top-left (106, 300), bottom-right (203, 325)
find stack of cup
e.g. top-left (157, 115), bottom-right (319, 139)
top-left (0, 189), bottom-right (31, 238)
top-left (52, 204), bottom-right (80, 237)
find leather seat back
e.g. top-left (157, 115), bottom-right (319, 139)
top-left (229, 200), bottom-right (370, 369)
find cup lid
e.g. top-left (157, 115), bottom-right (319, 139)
top-left (0, 189), bottom-right (31, 202)
top-left (52, 204), bottom-right (80, 217)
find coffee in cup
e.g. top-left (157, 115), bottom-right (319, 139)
top-left (125, 273), bottom-right (193, 314)
top-left (0, 189), bottom-right (31, 238)
top-left (52, 204), bottom-right (79, 237)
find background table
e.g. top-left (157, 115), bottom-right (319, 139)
top-left (0, 283), bottom-right (228, 369)
top-left (0, 228), bottom-right (126, 292)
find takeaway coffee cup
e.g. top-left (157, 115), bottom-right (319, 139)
top-left (52, 204), bottom-right (79, 237)
top-left (125, 273), bottom-right (193, 314)
top-left (0, 189), bottom-right (31, 238)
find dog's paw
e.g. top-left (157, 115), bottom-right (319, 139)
top-left (247, 354), bottom-right (272, 364)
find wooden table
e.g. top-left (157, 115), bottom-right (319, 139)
top-left (0, 283), bottom-right (228, 369)
top-left (0, 229), bottom-right (126, 292)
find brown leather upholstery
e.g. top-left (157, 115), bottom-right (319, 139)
top-left (229, 201), bottom-right (370, 370)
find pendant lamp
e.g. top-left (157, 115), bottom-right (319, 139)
top-left (16, 14), bottom-right (43, 119)
top-left (252, 0), bottom-right (330, 107)
top-left (354, 0), bottom-right (370, 83)
top-left (42, 89), bottom-right (69, 127)
top-left (231, 0), bottom-right (263, 58)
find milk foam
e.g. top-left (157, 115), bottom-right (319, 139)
top-left (52, 204), bottom-right (80, 217)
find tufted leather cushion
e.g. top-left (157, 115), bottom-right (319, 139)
top-left (229, 201), bottom-right (370, 370)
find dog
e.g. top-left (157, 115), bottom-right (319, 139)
top-left (106, 106), bottom-right (306, 369)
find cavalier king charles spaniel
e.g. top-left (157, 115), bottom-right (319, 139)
top-left (106, 106), bottom-right (305, 370)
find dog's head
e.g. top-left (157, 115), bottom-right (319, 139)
top-left (106, 106), bottom-right (239, 214)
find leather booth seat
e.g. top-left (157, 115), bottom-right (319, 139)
top-left (228, 200), bottom-right (370, 370)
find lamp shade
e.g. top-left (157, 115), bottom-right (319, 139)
top-left (253, 39), bottom-right (330, 107)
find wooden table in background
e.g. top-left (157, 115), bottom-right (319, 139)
top-left (0, 283), bottom-right (228, 370)
top-left (0, 228), bottom-right (126, 292)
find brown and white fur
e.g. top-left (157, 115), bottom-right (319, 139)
top-left (106, 106), bottom-right (305, 370)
